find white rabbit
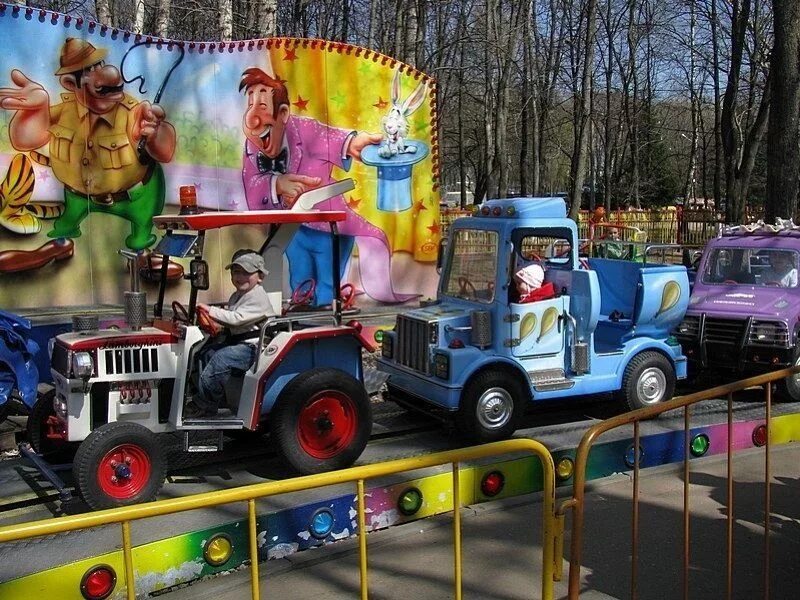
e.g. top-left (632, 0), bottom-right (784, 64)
top-left (378, 69), bottom-right (427, 158)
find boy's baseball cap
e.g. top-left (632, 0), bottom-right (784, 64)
top-left (226, 252), bottom-right (268, 275)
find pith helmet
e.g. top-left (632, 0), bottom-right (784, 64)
top-left (55, 38), bottom-right (108, 75)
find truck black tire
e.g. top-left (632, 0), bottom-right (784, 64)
top-left (618, 351), bottom-right (675, 411)
top-left (28, 389), bottom-right (76, 462)
top-left (271, 368), bottom-right (372, 475)
top-left (457, 370), bottom-right (525, 443)
top-left (73, 421), bottom-right (167, 511)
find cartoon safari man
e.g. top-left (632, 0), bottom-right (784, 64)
top-left (0, 38), bottom-right (179, 276)
top-left (240, 67), bottom-right (415, 305)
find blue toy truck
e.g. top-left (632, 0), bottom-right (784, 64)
top-left (377, 197), bottom-right (690, 442)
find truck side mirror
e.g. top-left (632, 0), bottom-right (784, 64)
top-left (190, 259), bottom-right (209, 290)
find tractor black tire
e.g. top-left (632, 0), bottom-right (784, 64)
top-left (73, 421), bottom-right (167, 511)
top-left (271, 368), bottom-right (372, 475)
top-left (28, 389), bottom-right (76, 462)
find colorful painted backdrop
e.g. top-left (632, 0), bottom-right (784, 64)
top-left (0, 4), bottom-right (440, 311)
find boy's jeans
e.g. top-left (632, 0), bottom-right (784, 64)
top-left (196, 343), bottom-right (255, 412)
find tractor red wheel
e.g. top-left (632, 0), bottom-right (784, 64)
top-left (271, 368), bottom-right (372, 474)
top-left (96, 443), bottom-right (152, 500)
top-left (297, 390), bottom-right (359, 459)
top-left (74, 422), bottom-right (166, 510)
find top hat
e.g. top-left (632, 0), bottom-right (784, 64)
top-left (55, 38), bottom-right (108, 75)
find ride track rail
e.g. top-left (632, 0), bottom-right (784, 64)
top-left (0, 403), bottom-right (441, 516)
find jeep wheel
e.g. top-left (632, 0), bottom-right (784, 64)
top-left (457, 371), bottom-right (525, 443)
top-left (74, 422), bottom-right (167, 510)
top-left (778, 348), bottom-right (800, 401)
top-left (617, 351), bottom-right (675, 412)
top-left (271, 368), bottom-right (372, 475)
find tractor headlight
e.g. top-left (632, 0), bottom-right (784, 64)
top-left (54, 394), bottom-right (68, 419)
top-left (71, 352), bottom-right (94, 379)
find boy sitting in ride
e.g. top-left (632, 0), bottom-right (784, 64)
top-left (185, 249), bottom-right (277, 418)
top-left (513, 263), bottom-right (556, 303)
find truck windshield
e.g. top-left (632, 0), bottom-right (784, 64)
top-left (701, 247), bottom-right (799, 288)
top-left (442, 229), bottom-right (499, 303)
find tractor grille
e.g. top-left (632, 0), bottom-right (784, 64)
top-left (103, 347), bottom-right (159, 375)
top-left (395, 315), bottom-right (436, 375)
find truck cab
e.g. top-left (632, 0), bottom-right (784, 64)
top-left (675, 221), bottom-right (800, 398)
top-left (378, 197), bottom-right (689, 442)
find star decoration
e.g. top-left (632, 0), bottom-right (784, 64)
top-left (330, 90), bottom-right (346, 109)
top-left (427, 222), bottom-right (441, 235)
top-left (373, 97), bottom-right (389, 110)
top-left (293, 96), bottom-right (309, 112)
top-left (37, 169), bottom-right (50, 182)
top-left (283, 48), bottom-right (298, 61)
top-left (414, 118), bottom-right (429, 135)
top-left (347, 196), bottom-right (361, 209)
top-left (357, 61), bottom-right (372, 77)
top-left (412, 199), bottom-right (427, 214)
top-left (193, 182), bottom-right (203, 190)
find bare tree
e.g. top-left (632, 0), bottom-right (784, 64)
top-left (766, 0), bottom-right (800, 221)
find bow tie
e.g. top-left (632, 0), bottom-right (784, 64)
top-left (256, 148), bottom-right (288, 174)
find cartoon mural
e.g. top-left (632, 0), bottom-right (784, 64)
top-left (0, 5), bottom-right (440, 311)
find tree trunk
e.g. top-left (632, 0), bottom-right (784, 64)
top-left (219, 0), bottom-right (233, 40)
top-left (766, 0), bottom-right (800, 221)
top-left (568, 0), bottom-right (598, 220)
top-left (720, 0), bottom-right (751, 223)
top-left (155, 0), bottom-right (171, 37)
top-left (95, 0), bottom-right (113, 27)
top-left (132, 0), bottom-right (145, 34)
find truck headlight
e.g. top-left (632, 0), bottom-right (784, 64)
top-left (433, 353), bottom-right (449, 379)
top-left (381, 335), bottom-right (394, 359)
top-left (72, 351), bottom-right (94, 379)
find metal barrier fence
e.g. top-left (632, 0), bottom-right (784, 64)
top-left (0, 439), bottom-right (560, 600)
top-left (561, 366), bottom-right (800, 600)
top-left (442, 206), bottom-right (725, 248)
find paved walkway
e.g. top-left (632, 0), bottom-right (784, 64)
top-left (167, 443), bottom-right (800, 599)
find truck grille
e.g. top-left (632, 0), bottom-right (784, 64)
top-left (676, 315), bottom-right (789, 348)
top-left (395, 315), bottom-right (435, 374)
top-left (702, 317), bottom-right (746, 345)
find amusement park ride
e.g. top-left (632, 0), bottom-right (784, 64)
top-left (378, 196), bottom-right (690, 442)
top-left (5, 194), bottom-right (800, 511)
top-left (3, 181), bottom-right (377, 510)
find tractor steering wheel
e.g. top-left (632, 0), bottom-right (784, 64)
top-left (172, 301), bottom-right (190, 324)
top-left (196, 306), bottom-right (222, 336)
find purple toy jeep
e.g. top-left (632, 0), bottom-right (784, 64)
top-left (675, 221), bottom-right (800, 398)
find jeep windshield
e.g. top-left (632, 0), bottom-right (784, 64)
top-left (701, 247), bottom-right (799, 288)
top-left (442, 229), bottom-right (499, 302)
